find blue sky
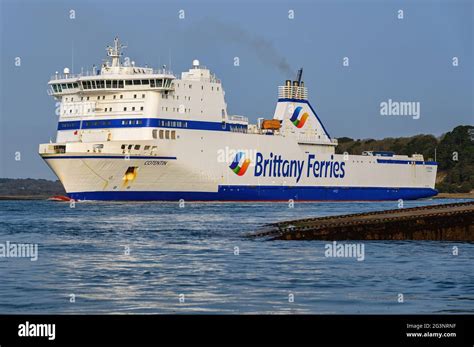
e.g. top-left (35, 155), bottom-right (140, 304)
top-left (1, 0), bottom-right (472, 179)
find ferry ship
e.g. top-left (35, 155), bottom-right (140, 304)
top-left (39, 38), bottom-right (438, 201)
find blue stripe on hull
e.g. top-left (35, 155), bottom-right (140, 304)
top-left (67, 186), bottom-right (438, 201)
top-left (57, 117), bottom-right (247, 132)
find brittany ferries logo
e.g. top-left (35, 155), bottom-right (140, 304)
top-left (229, 152), bottom-right (251, 176)
top-left (290, 106), bottom-right (309, 128)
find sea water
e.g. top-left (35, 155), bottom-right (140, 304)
top-left (0, 199), bottom-right (472, 314)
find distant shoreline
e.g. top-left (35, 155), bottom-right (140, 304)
top-left (433, 192), bottom-right (474, 199)
top-left (0, 193), bottom-right (472, 201)
top-left (0, 195), bottom-right (53, 200)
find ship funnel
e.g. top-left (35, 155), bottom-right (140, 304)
top-left (295, 68), bottom-right (303, 86)
top-left (278, 67), bottom-right (307, 100)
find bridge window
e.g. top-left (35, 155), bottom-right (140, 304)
top-left (125, 80), bottom-right (132, 85)
top-left (106, 80), bottom-right (111, 88)
top-left (112, 80), bottom-right (118, 88)
top-left (118, 80), bottom-right (124, 88)
top-left (150, 79), bottom-right (155, 87)
top-left (133, 80), bottom-right (141, 85)
top-left (134, 145), bottom-right (140, 150)
top-left (141, 80), bottom-right (149, 85)
top-left (157, 79), bottom-right (163, 87)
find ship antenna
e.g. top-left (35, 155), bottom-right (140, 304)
top-left (106, 36), bottom-right (127, 67)
top-left (168, 48), bottom-right (172, 73)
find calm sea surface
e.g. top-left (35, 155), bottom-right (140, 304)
top-left (0, 199), bottom-right (473, 314)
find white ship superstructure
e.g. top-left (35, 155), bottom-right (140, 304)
top-left (39, 38), bottom-right (437, 201)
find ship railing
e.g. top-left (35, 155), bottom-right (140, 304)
top-left (50, 73), bottom-right (82, 81)
top-left (296, 134), bottom-right (338, 145)
top-left (278, 86), bottom-right (308, 100)
top-left (50, 67), bottom-right (175, 81)
top-left (228, 115), bottom-right (249, 123)
top-left (150, 68), bottom-right (174, 76)
top-left (39, 144), bottom-right (67, 154)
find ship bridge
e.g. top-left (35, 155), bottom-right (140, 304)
top-left (48, 38), bottom-right (175, 96)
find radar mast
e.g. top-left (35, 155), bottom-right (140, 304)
top-left (106, 37), bottom-right (126, 67)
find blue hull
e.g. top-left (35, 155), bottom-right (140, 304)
top-left (67, 185), bottom-right (438, 201)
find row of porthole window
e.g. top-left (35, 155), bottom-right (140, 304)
top-left (170, 95), bottom-right (191, 101)
top-left (176, 83), bottom-right (220, 92)
top-left (64, 94), bottom-right (146, 102)
top-left (122, 106), bottom-right (144, 112)
top-left (63, 105), bottom-right (145, 114)
top-left (161, 106), bottom-right (190, 113)
top-left (121, 144), bottom-right (158, 151)
top-left (152, 129), bottom-right (176, 140)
